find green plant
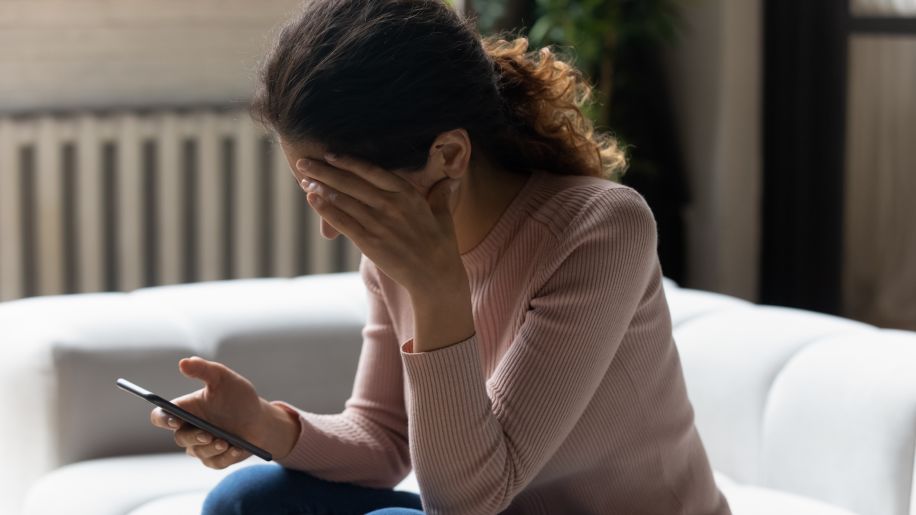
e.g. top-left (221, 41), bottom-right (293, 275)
top-left (528, 0), bottom-right (681, 127)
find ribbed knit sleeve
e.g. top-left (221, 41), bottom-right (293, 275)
top-left (274, 255), bottom-right (411, 489)
top-left (400, 188), bottom-right (658, 514)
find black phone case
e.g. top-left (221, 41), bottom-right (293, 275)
top-left (116, 378), bottom-right (272, 461)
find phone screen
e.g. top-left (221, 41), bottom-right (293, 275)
top-left (116, 378), bottom-right (272, 461)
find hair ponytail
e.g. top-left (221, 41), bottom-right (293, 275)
top-left (482, 36), bottom-right (626, 180)
top-left (251, 0), bottom-right (626, 180)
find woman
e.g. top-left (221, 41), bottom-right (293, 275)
top-left (150, 0), bottom-right (731, 513)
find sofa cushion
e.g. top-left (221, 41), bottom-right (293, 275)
top-left (125, 472), bottom-right (860, 515)
top-left (21, 453), bottom-right (244, 515)
top-left (25, 453), bottom-right (858, 515)
top-left (126, 493), bottom-right (207, 515)
top-left (712, 472), bottom-right (857, 515)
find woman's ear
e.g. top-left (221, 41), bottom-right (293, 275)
top-left (429, 128), bottom-right (471, 180)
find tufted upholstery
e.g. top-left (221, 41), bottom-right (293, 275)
top-left (1, 273), bottom-right (913, 514)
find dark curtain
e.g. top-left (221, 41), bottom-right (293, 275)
top-left (760, 0), bottom-right (848, 313)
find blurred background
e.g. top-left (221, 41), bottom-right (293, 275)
top-left (0, 0), bottom-right (913, 330)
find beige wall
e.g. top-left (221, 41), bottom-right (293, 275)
top-left (0, 0), bottom-right (302, 112)
top-left (843, 35), bottom-right (916, 330)
top-left (1, 0), bottom-right (762, 298)
top-left (665, 0), bottom-right (762, 301)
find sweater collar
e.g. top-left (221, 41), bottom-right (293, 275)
top-left (459, 168), bottom-right (545, 271)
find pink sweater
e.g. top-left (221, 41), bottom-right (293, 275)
top-left (277, 168), bottom-right (731, 514)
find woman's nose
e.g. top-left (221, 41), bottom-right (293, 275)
top-left (320, 218), bottom-right (340, 240)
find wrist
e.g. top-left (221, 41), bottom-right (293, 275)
top-left (408, 261), bottom-right (470, 306)
top-left (409, 274), bottom-right (471, 322)
top-left (409, 279), bottom-right (474, 354)
top-left (256, 398), bottom-right (301, 460)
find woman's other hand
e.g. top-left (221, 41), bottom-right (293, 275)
top-left (293, 152), bottom-right (465, 299)
top-left (149, 356), bottom-right (300, 469)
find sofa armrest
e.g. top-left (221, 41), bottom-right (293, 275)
top-left (759, 330), bottom-right (916, 515)
top-left (0, 272), bottom-right (367, 515)
top-left (665, 283), bottom-right (916, 515)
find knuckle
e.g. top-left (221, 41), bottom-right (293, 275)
top-left (239, 376), bottom-right (254, 390)
top-left (408, 193), bottom-right (425, 211)
top-left (212, 361), bottom-right (229, 376)
top-left (174, 431), bottom-right (193, 447)
top-left (378, 199), bottom-right (398, 218)
top-left (365, 232), bottom-right (383, 247)
top-left (200, 442), bottom-right (222, 458)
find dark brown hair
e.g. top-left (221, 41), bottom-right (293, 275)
top-left (251, 0), bottom-right (625, 179)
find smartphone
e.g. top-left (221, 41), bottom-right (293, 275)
top-left (115, 378), bottom-right (272, 461)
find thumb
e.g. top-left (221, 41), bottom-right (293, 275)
top-left (427, 178), bottom-right (460, 226)
top-left (178, 356), bottom-right (226, 388)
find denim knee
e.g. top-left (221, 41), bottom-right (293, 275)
top-left (201, 463), bottom-right (423, 515)
top-left (201, 464), bottom-right (295, 515)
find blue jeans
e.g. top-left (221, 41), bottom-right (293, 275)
top-left (202, 464), bottom-right (424, 515)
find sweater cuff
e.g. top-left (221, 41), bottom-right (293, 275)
top-left (270, 401), bottom-right (341, 470)
top-left (400, 332), bottom-right (487, 407)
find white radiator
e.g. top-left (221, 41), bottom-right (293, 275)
top-left (0, 108), bottom-right (361, 301)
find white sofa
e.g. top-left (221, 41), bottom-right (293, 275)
top-left (1, 272), bottom-right (914, 515)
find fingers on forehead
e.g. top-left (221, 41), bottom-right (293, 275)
top-left (325, 155), bottom-right (407, 192)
